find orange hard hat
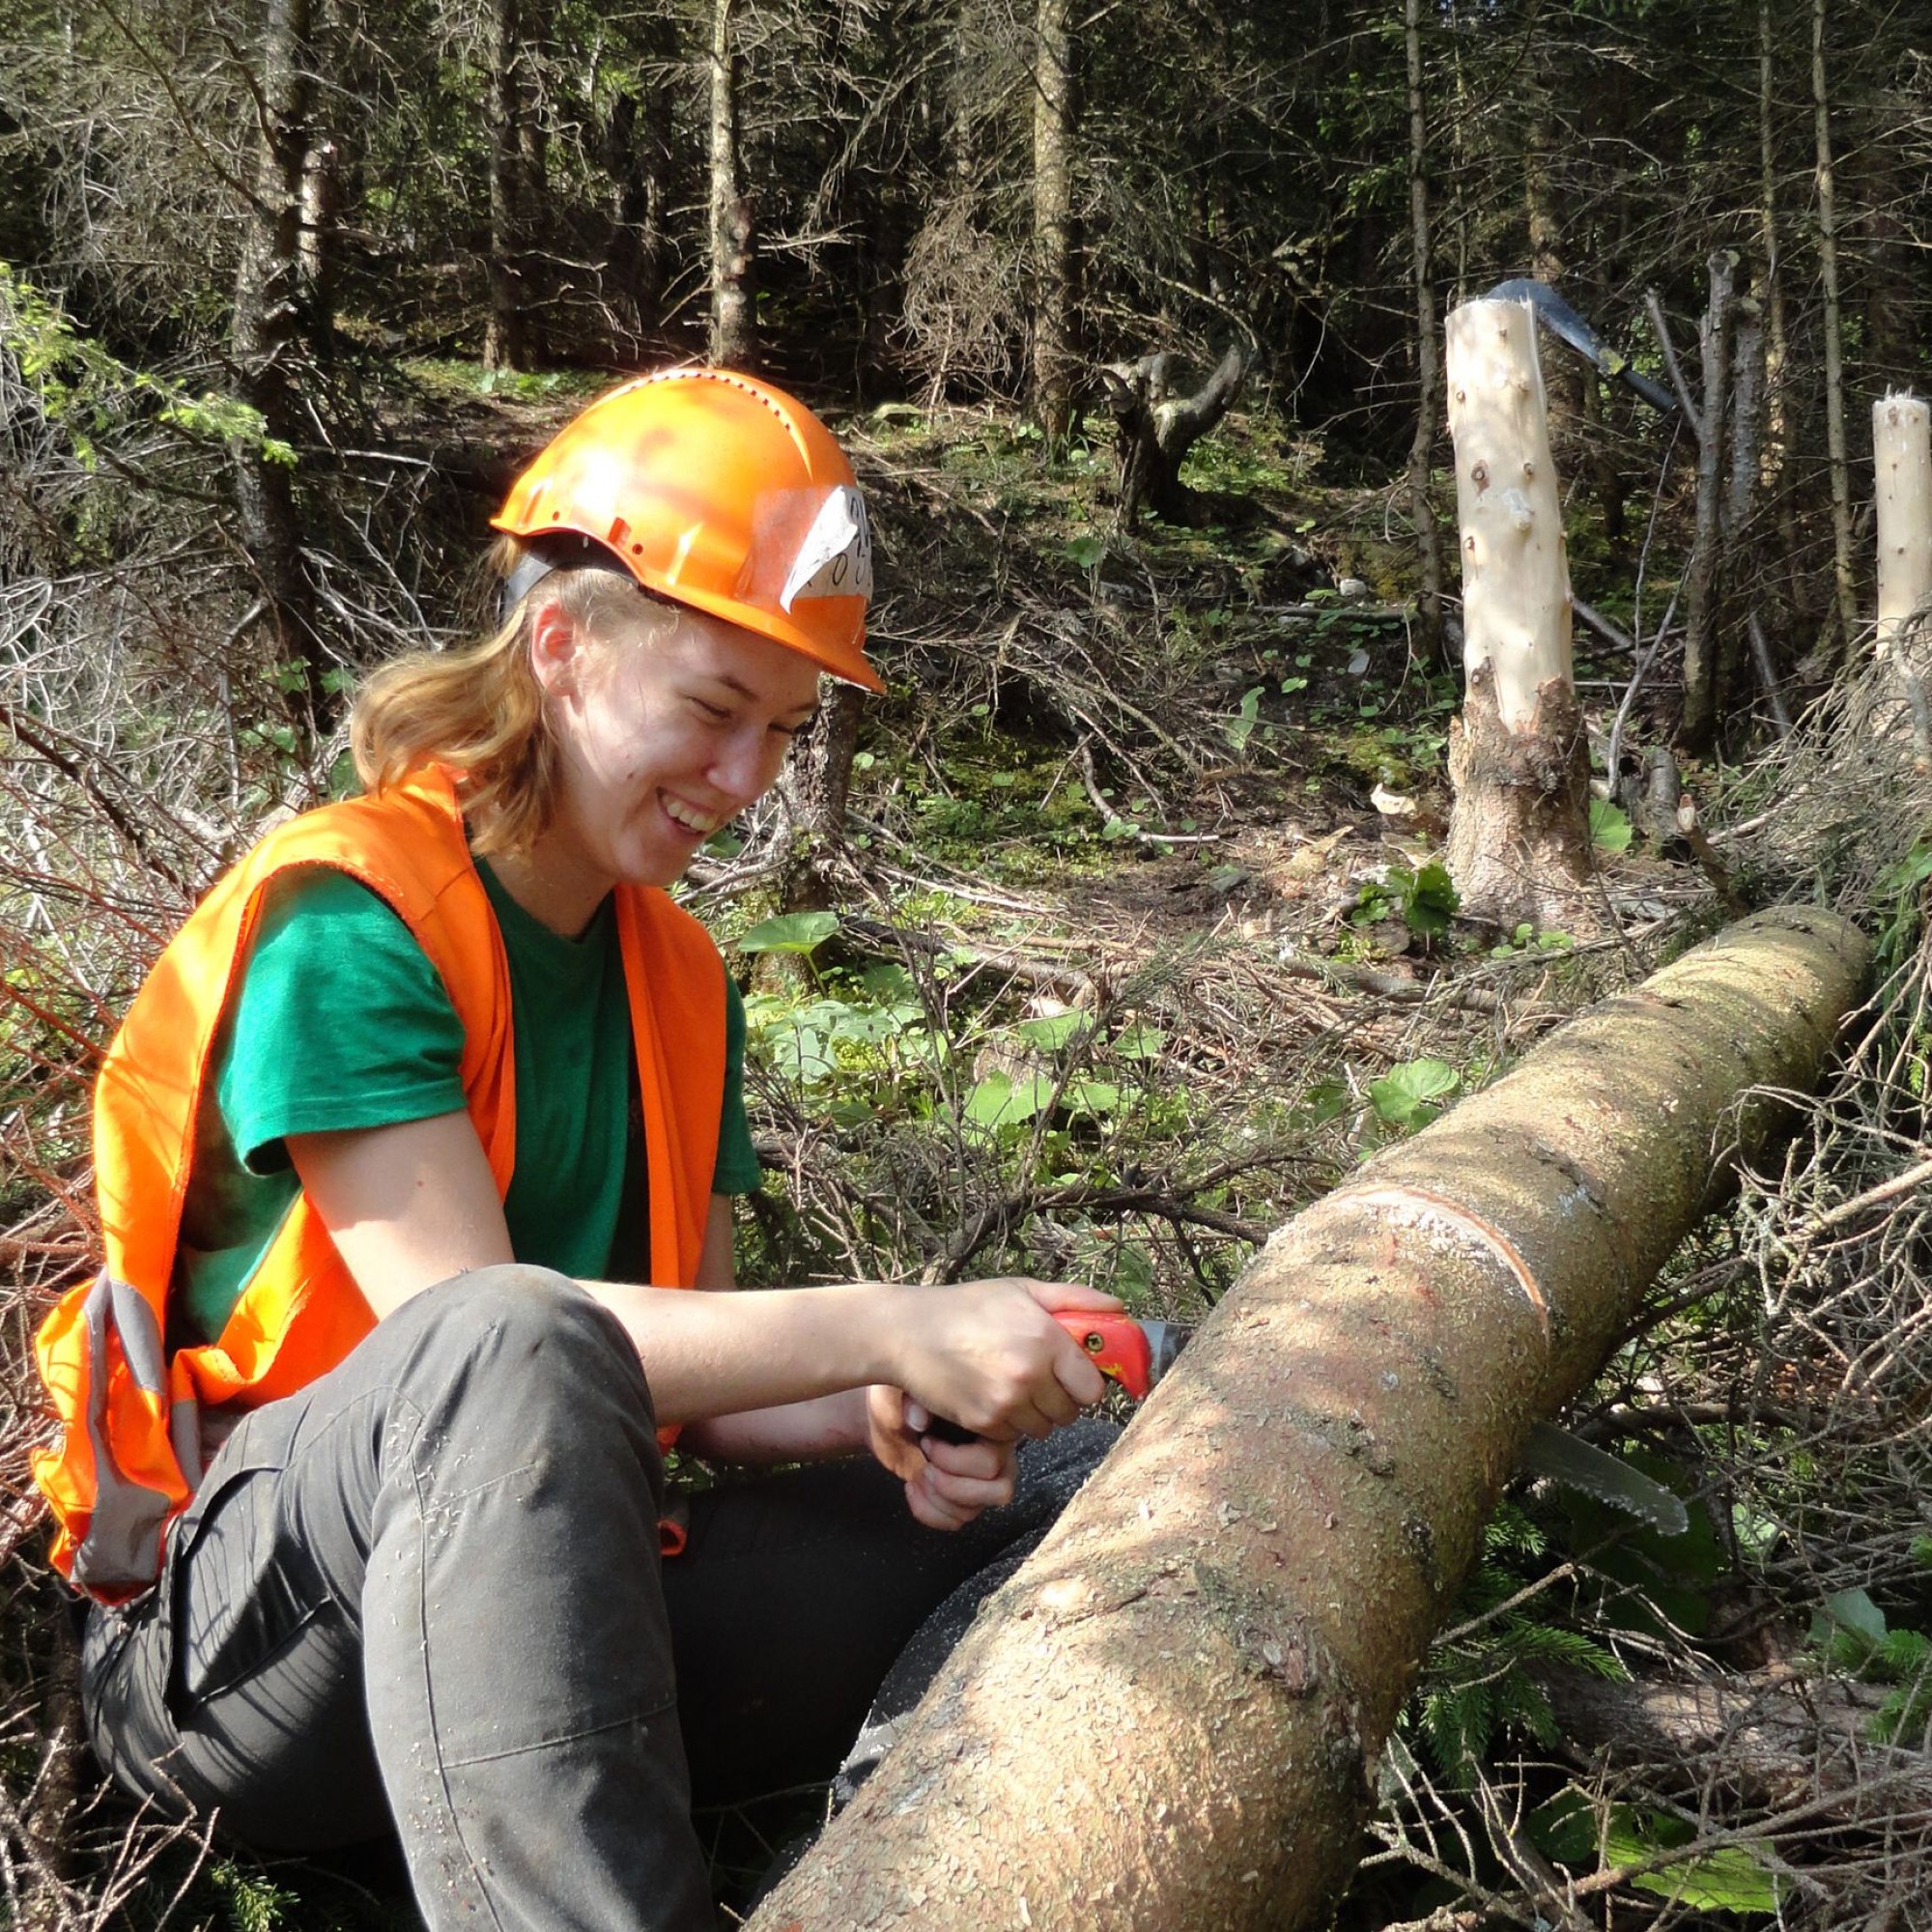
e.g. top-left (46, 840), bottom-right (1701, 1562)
top-left (492, 367), bottom-right (882, 692)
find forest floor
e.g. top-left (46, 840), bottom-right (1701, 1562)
top-left (6, 377), bottom-right (1931, 1929)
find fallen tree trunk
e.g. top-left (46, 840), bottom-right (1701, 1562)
top-left (750, 908), bottom-right (1868, 1932)
top-left (1537, 1662), bottom-right (1932, 1831)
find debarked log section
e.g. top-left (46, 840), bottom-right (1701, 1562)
top-left (751, 908), bottom-right (1870, 1932)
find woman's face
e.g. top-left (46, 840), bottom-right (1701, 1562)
top-left (531, 594), bottom-right (822, 907)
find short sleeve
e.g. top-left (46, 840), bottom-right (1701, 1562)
top-left (711, 972), bottom-right (763, 1195)
top-left (216, 867), bottom-right (469, 1171)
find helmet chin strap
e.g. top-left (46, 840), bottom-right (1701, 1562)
top-left (497, 533), bottom-right (637, 623)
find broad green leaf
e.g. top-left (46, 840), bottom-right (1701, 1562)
top-left (1398, 860), bottom-right (1458, 937)
top-left (1594, 1807), bottom-right (1781, 1912)
top-left (1013, 1011), bottom-right (1085, 1051)
top-left (1065, 534), bottom-right (1106, 569)
top-left (737, 911), bottom-right (839, 955)
top-left (1819, 1586), bottom-right (1889, 1644)
top-left (964, 1071), bottom-right (1054, 1129)
top-left (1528, 1788), bottom-right (1597, 1866)
top-left (1225, 686), bottom-right (1264, 753)
top-left (1590, 798), bottom-right (1634, 854)
top-left (1065, 1079), bottom-right (1120, 1117)
top-left (1298, 1075), bottom-right (1350, 1125)
top-left (1369, 1057), bottom-right (1460, 1130)
top-left (1115, 1023), bottom-right (1167, 1060)
top-left (1626, 1846), bottom-right (1781, 1913)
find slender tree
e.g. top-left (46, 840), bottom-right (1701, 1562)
top-left (1030, 0), bottom-right (1077, 451)
top-left (1873, 393), bottom-right (1932, 662)
top-left (707, 0), bottom-right (756, 370)
top-left (1404, 0), bottom-right (1444, 667)
top-left (1813, 0), bottom-right (1859, 655)
top-left (484, 0), bottom-right (530, 372)
top-left (1680, 249), bottom-right (1739, 753)
top-left (231, 0), bottom-right (330, 736)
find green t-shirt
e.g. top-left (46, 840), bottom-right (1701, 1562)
top-left (171, 863), bottom-right (759, 1348)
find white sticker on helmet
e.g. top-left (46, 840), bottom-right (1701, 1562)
top-left (780, 485), bottom-right (873, 609)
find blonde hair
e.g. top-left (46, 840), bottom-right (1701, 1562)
top-left (352, 539), bottom-right (678, 855)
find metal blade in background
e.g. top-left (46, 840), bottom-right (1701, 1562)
top-left (1487, 275), bottom-right (1680, 416)
top-left (1519, 1420), bottom-right (1691, 1538)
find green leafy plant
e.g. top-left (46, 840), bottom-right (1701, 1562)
top-left (1368, 1057), bottom-right (1459, 1131)
top-left (1873, 837), bottom-right (1932, 974)
top-left (1590, 798), bottom-right (1634, 855)
top-left (2, 262), bottom-right (292, 466)
top-left (1225, 685), bottom-right (1265, 753)
top-left (1413, 1506), bottom-right (1625, 1782)
top-left (1350, 863), bottom-right (1458, 946)
top-left (1531, 1793), bottom-right (1782, 1914)
top-left (736, 911), bottom-right (841, 957)
top-left (1809, 1587), bottom-right (1932, 1743)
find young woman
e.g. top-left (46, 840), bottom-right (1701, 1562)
top-left (34, 369), bottom-right (1118, 1930)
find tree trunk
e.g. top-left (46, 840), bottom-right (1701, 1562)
top-left (777, 679), bottom-right (861, 918)
top-left (484, 0), bottom-right (528, 373)
top-left (1441, 298), bottom-right (1593, 933)
top-left (1813, 0), bottom-right (1859, 658)
top-left (298, 132), bottom-right (340, 360)
top-left (1537, 1662), bottom-right (1932, 1828)
top-left (231, 0), bottom-right (329, 739)
top-left (601, 90), bottom-right (664, 349)
top-left (1030, 0), bottom-right (1077, 453)
top-left (1404, 0), bottom-right (1444, 668)
top-left (1759, 0), bottom-right (1803, 631)
top-left (749, 908), bottom-right (1870, 1932)
top-left (707, 0), bottom-right (755, 370)
top-left (1679, 249), bottom-right (1738, 753)
top-left (1873, 393), bottom-right (1931, 663)
top-left (1102, 342), bottom-right (1250, 529)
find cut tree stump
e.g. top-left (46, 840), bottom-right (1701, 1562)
top-left (1441, 298), bottom-right (1596, 934)
top-left (749, 907), bottom-right (1869, 1932)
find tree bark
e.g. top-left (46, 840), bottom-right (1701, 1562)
top-left (1445, 665), bottom-right (1593, 933)
top-left (1537, 1662), bottom-right (1932, 1829)
top-left (1759, 0), bottom-right (1802, 630)
top-left (1873, 393), bottom-right (1932, 663)
top-left (749, 908), bottom-right (1870, 1932)
top-left (602, 90), bottom-right (663, 349)
top-left (1441, 298), bottom-right (1594, 932)
top-left (1030, 0), bottom-right (1077, 453)
top-left (298, 132), bottom-right (340, 360)
top-left (1405, 0), bottom-right (1444, 668)
top-left (707, 0), bottom-right (755, 370)
top-left (484, 0), bottom-right (528, 373)
top-left (1679, 249), bottom-right (1738, 753)
top-left (231, 0), bottom-right (329, 739)
top-left (1813, 0), bottom-right (1859, 658)
top-left (777, 679), bottom-right (861, 918)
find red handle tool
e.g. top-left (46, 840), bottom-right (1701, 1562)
top-left (922, 1311), bottom-right (1190, 1443)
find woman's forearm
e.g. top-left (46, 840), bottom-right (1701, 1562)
top-left (582, 1278), bottom-right (907, 1424)
top-left (580, 1273), bottom-right (1115, 1439)
top-left (676, 1387), bottom-right (873, 1463)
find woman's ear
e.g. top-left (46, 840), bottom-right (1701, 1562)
top-left (526, 596), bottom-right (588, 701)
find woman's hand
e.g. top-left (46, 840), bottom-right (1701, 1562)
top-left (884, 1277), bottom-right (1120, 1444)
top-left (866, 1386), bottom-right (1018, 1531)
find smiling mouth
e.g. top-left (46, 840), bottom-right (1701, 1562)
top-left (661, 794), bottom-right (725, 837)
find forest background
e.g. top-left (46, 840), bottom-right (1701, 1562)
top-left (4, 0), bottom-right (1932, 1926)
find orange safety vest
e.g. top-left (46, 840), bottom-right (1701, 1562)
top-left (32, 767), bottom-right (724, 1603)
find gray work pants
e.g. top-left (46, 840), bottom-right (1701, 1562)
top-left (83, 1267), bottom-right (714, 1932)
